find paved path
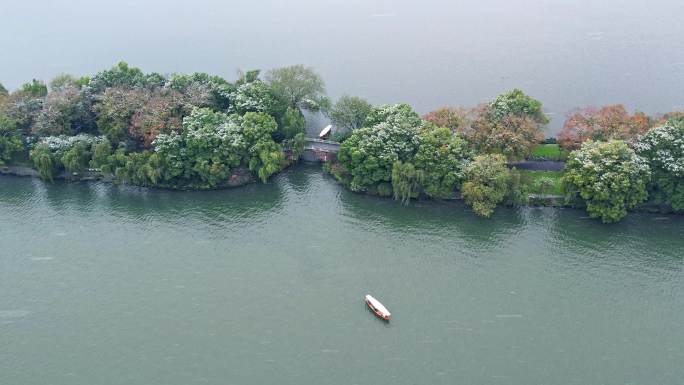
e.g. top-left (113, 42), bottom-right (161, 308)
top-left (508, 161), bottom-right (565, 171)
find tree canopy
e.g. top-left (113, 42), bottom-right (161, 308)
top-left (634, 120), bottom-right (684, 210)
top-left (265, 65), bottom-right (327, 111)
top-left (563, 140), bottom-right (650, 223)
top-left (422, 107), bottom-right (470, 133)
top-left (413, 126), bottom-right (472, 199)
top-left (558, 105), bottom-right (650, 150)
top-left (336, 104), bottom-right (423, 192)
top-left (467, 89), bottom-right (547, 160)
top-left (153, 107), bottom-right (283, 188)
top-left (461, 154), bottom-right (511, 217)
top-left (329, 95), bottom-right (372, 132)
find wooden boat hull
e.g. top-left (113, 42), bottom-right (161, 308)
top-left (365, 295), bottom-right (391, 321)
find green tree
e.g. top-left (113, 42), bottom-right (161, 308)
top-left (93, 87), bottom-right (149, 143)
top-left (413, 126), bottom-right (472, 199)
top-left (32, 86), bottom-right (95, 136)
top-left (283, 132), bottom-right (306, 160)
top-left (60, 142), bottom-right (90, 173)
top-left (489, 88), bottom-right (548, 125)
top-left (468, 89), bottom-right (548, 159)
top-left (154, 108), bottom-right (283, 188)
top-left (0, 115), bottom-right (23, 165)
top-left (365, 103), bottom-right (422, 127)
top-left (115, 151), bottom-right (164, 186)
top-left (265, 65), bottom-right (327, 111)
top-left (227, 80), bottom-right (282, 117)
top-left (336, 104), bottom-right (423, 192)
top-left (329, 95), bottom-right (372, 132)
top-left (391, 161), bottom-right (423, 204)
top-left (90, 141), bottom-right (113, 170)
top-left (88, 61), bottom-right (151, 92)
top-left (20, 79), bottom-right (48, 97)
top-left (563, 140), bottom-right (650, 223)
top-left (0, 82), bottom-right (8, 96)
top-left (634, 120), bottom-right (684, 210)
top-left (30, 144), bottom-right (58, 181)
top-left (235, 69), bottom-right (261, 86)
top-left (461, 154), bottom-right (511, 217)
top-left (167, 72), bottom-right (232, 110)
top-left (49, 74), bottom-right (77, 91)
top-left (242, 112), bottom-right (284, 182)
top-left (279, 107), bottom-right (306, 139)
top-left (1, 93), bottom-right (43, 134)
top-left (249, 140), bottom-right (284, 183)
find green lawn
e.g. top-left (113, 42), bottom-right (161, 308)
top-left (529, 144), bottom-right (568, 161)
top-left (519, 170), bottom-right (564, 195)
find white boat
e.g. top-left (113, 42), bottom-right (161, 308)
top-left (365, 294), bottom-right (391, 321)
top-left (318, 124), bottom-right (332, 139)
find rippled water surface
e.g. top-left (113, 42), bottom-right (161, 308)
top-left (1, 165), bottom-right (683, 385)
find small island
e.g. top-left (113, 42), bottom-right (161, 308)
top-left (1, 62), bottom-right (682, 223)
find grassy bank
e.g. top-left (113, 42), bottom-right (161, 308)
top-left (529, 144), bottom-right (568, 161)
top-left (519, 170), bottom-right (564, 195)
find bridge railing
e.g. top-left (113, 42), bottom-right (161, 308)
top-left (304, 137), bottom-right (341, 145)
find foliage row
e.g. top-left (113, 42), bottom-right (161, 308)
top-left (2, 64), bottom-right (684, 222)
top-left (1, 62), bottom-right (326, 188)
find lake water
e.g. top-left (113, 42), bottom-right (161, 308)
top-left (1, 165), bottom-right (683, 385)
top-left (3, 0), bottom-right (684, 132)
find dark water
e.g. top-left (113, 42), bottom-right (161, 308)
top-left (3, 0), bottom-right (684, 131)
top-left (1, 165), bottom-right (683, 385)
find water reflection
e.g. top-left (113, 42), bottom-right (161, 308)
top-left (337, 187), bottom-right (525, 253)
top-left (0, 175), bottom-right (286, 228)
top-left (516, 206), bottom-right (684, 282)
top-left (280, 164), bottom-right (315, 194)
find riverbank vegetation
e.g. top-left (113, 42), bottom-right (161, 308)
top-left (2, 63), bottom-right (683, 222)
top-left (326, 90), bottom-right (683, 222)
top-left (0, 62), bottom-right (323, 188)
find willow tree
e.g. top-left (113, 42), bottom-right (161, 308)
top-left (30, 144), bottom-right (57, 181)
top-left (60, 142), bottom-right (90, 173)
top-left (391, 161), bottom-right (424, 204)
